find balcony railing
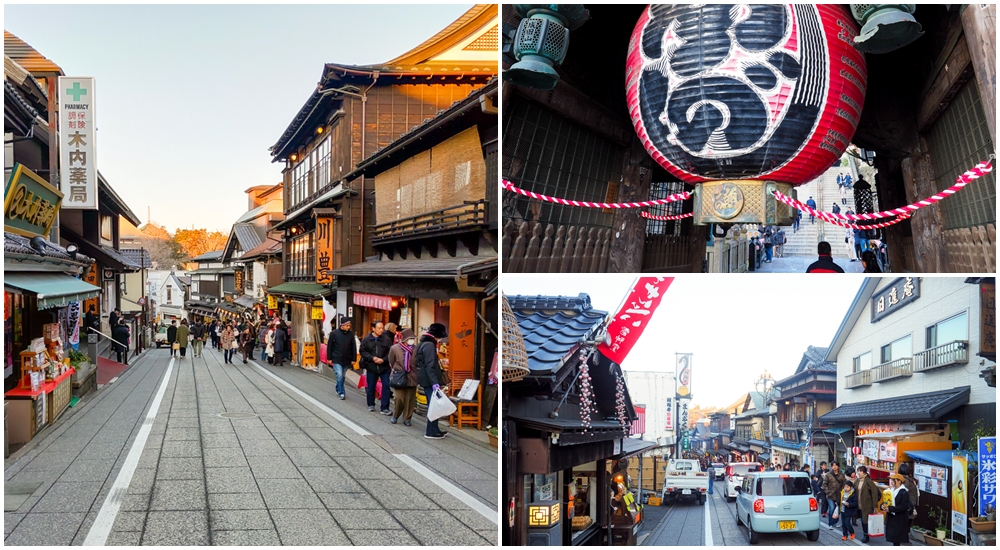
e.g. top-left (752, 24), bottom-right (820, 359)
top-left (372, 200), bottom-right (488, 245)
top-left (913, 340), bottom-right (969, 373)
top-left (872, 357), bottom-right (913, 383)
top-left (845, 369), bottom-right (872, 389)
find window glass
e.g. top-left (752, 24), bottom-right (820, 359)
top-left (756, 476), bottom-right (813, 496)
top-left (881, 335), bottom-right (912, 363)
top-left (928, 312), bottom-right (967, 348)
top-left (853, 351), bottom-right (872, 373)
top-left (571, 465), bottom-right (597, 539)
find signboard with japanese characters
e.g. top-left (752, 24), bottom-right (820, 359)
top-left (979, 437), bottom-right (996, 516)
top-left (878, 440), bottom-right (898, 462)
top-left (676, 353), bottom-right (692, 398)
top-left (353, 292), bottom-right (392, 311)
top-left (665, 396), bottom-right (674, 433)
top-left (915, 463), bottom-right (949, 497)
top-left (4, 163), bottom-right (62, 238)
top-left (862, 439), bottom-right (880, 460)
top-left (58, 77), bottom-right (98, 209)
top-left (870, 277), bottom-right (920, 323)
top-left (981, 282), bottom-right (995, 358)
top-left (314, 215), bottom-right (335, 285)
top-left (597, 277), bottom-right (673, 365)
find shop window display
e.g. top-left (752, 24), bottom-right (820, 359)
top-left (571, 467), bottom-right (598, 539)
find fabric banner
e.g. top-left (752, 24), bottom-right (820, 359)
top-left (952, 454), bottom-right (968, 538)
top-left (353, 292), bottom-right (392, 311)
top-left (979, 437), bottom-right (996, 516)
top-left (597, 277), bottom-right (673, 365)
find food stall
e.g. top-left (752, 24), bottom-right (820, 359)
top-left (5, 324), bottom-right (76, 446)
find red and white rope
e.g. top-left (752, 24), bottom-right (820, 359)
top-left (640, 211), bottom-right (693, 221)
top-left (502, 179), bottom-right (691, 209)
top-left (773, 160), bottom-right (992, 222)
top-left (821, 214), bottom-right (910, 230)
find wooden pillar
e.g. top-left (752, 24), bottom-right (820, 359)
top-left (608, 139), bottom-right (652, 273)
top-left (961, 4), bottom-right (996, 148)
top-left (900, 152), bottom-right (946, 272)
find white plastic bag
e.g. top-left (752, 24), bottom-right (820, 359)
top-left (868, 514), bottom-right (885, 537)
top-left (427, 388), bottom-right (457, 421)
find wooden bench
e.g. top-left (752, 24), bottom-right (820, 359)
top-left (449, 378), bottom-right (482, 430)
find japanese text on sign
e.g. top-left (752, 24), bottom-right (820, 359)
top-left (980, 437), bottom-right (996, 516)
top-left (871, 277), bottom-right (920, 323)
top-left (315, 216), bottom-right (335, 284)
top-left (58, 77), bottom-right (98, 209)
top-left (597, 277), bottom-right (673, 365)
top-left (353, 292), bottom-right (392, 311)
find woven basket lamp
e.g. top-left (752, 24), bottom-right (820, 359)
top-left (501, 295), bottom-right (530, 383)
top-left (626, 4), bottom-right (867, 225)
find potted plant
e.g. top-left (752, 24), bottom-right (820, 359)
top-left (911, 525), bottom-right (932, 543)
top-left (928, 506), bottom-right (949, 540)
top-left (488, 426), bottom-right (498, 448)
top-left (969, 507), bottom-right (997, 533)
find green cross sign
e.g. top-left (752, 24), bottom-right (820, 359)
top-left (66, 82), bottom-right (87, 102)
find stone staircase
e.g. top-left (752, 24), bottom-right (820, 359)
top-left (780, 163), bottom-right (857, 258)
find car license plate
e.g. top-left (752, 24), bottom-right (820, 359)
top-left (779, 521), bottom-right (796, 531)
top-left (682, 489), bottom-right (691, 495)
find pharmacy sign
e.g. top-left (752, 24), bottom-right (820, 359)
top-left (59, 77), bottom-right (98, 209)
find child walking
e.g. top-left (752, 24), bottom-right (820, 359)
top-left (841, 480), bottom-right (859, 541)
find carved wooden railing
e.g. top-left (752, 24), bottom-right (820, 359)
top-left (502, 220), bottom-right (612, 273)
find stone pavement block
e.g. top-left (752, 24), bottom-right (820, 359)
top-left (202, 432), bottom-right (240, 448)
top-left (164, 427), bottom-right (200, 441)
top-left (142, 511), bottom-right (209, 545)
top-left (76, 444), bottom-right (125, 460)
top-left (241, 439), bottom-right (286, 456)
top-left (209, 509), bottom-right (273, 530)
top-left (205, 467), bottom-right (257, 494)
top-left (273, 433), bottom-right (316, 447)
top-left (345, 528), bottom-right (419, 546)
top-left (292, 416), bottom-right (331, 427)
top-left (300, 426), bottom-right (347, 441)
top-left (427, 456), bottom-right (496, 481)
top-left (150, 479), bottom-right (207, 510)
top-left (333, 509), bottom-right (403, 530)
top-left (156, 456), bottom-right (205, 480)
top-left (299, 467), bottom-right (363, 493)
top-left (167, 409), bottom-right (199, 418)
top-left (246, 455), bottom-right (300, 479)
top-left (335, 457), bottom-right (402, 479)
top-left (4, 512), bottom-right (24, 536)
top-left (234, 426), bottom-right (276, 440)
top-left (106, 531), bottom-right (142, 546)
top-left (452, 479), bottom-right (500, 504)
top-left (394, 510), bottom-right (493, 546)
top-left (450, 509), bottom-right (501, 531)
top-left (167, 416), bottom-right (200, 428)
top-left (286, 446), bottom-right (331, 467)
top-left (358, 479), bottom-right (439, 510)
top-left (136, 450), bottom-right (161, 470)
top-left (316, 439), bottom-right (370, 457)
top-left (318, 492), bottom-right (381, 510)
top-left (19, 455), bottom-right (73, 472)
top-left (199, 422), bottom-right (236, 435)
top-left (203, 447), bottom-right (248, 468)
top-left (161, 440), bottom-right (203, 458)
top-left (477, 528), bottom-right (498, 543)
top-left (257, 478), bottom-right (324, 509)
top-left (212, 529), bottom-right (281, 546)
top-left (4, 511), bottom-right (84, 545)
top-left (127, 468), bottom-right (156, 496)
top-left (120, 493), bottom-right (151, 512)
top-left (269, 508), bottom-right (351, 545)
top-left (111, 510), bottom-right (146, 531)
top-left (207, 492), bottom-right (267, 510)
top-left (31, 481), bottom-right (104, 512)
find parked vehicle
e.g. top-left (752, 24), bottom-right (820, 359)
top-left (154, 326), bottom-right (168, 348)
top-left (711, 462), bottom-right (726, 481)
top-left (660, 459), bottom-right (709, 505)
top-left (725, 462), bottom-right (762, 502)
top-left (734, 471), bottom-right (820, 544)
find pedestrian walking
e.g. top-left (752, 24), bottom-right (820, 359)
top-left (846, 227), bottom-right (857, 261)
top-left (109, 308), bottom-right (120, 333)
top-left (840, 480), bottom-right (859, 540)
top-left (836, 172), bottom-right (844, 189)
top-left (326, 316), bottom-right (356, 400)
top-left (806, 196), bottom-right (817, 223)
top-left (265, 322), bottom-right (276, 364)
top-left (221, 323), bottom-right (236, 364)
top-left (239, 327), bottom-right (253, 364)
top-left (388, 328), bottom-right (418, 426)
top-left (773, 227), bottom-right (786, 258)
top-left (112, 319), bottom-right (130, 365)
top-left (845, 173), bottom-right (853, 190)
top-left (85, 304), bottom-right (99, 336)
top-left (360, 321), bottom-right (393, 414)
top-left (855, 465), bottom-right (880, 542)
top-left (190, 319), bottom-right (206, 357)
top-left (885, 473), bottom-right (911, 546)
top-left (167, 320), bottom-right (178, 357)
top-left (840, 184), bottom-right (848, 205)
top-left (823, 462), bottom-right (847, 529)
top-left (861, 250), bottom-right (882, 273)
top-left (417, 323), bottom-right (449, 439)
top-left (898, 463), bottom-right (920, 527)
top-left (176, 319), bottom-right (190, 359)
top-left (273, 321), bottom-right (287, 366)
top-left (761, 226), bottom-right (773, 263)
top-left (806, 241), bottom-right (845, 273)
top-left (258, 323), bottom-right (269, 361)
top-left (832, 202), bottom-right (841, 215)
top-left (793, 209), bottom-right (801, 232)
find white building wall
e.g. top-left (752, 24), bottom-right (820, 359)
top-left (834, 278), bottom-right (992, 407)
top-left (622, 370), bottom-right (676, 445)
top-left (252, 262), bottom-right (267, 300)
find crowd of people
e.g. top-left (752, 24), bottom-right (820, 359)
top-left (158, 313), bottom-right (453, 441)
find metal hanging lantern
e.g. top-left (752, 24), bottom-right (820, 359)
top-left (504, 4), bottom-right (590, 91)
top-left (851, 4), bottom-right (923, 54)
top-left (626, 4), bottom-right (867, 225)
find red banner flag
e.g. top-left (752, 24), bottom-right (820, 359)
top-left (597, 277), bottom-right (673, 365)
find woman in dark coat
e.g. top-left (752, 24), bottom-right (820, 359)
top-left (273, 322), bottom-right (287, 365)
top-left (885, 473), bottom-right (911, 546)
top-left (416, 323), bottom-right (448, 439)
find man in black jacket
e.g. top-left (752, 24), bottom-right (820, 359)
top-left (167, 320), bottom-right (178, 357)
top-left (190, 320), bottom-right (206, 358)
top-left (360, 321), bottom-right (393, 414)
top-left (326, 316), bottom-right (356, 400)
top-left (806, 242), bottom-right (845, 273)
top-left (112, 320), bottom-right (130, 365)
top-left (417, 323), bottom-right (448, 439)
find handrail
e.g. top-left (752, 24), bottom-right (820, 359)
top-left (913, 340), bottom-right (969, 372)
top-left (872, 357), bottom-right (913, 383)
top-left (845, 369), bottom-right (872, 389)
top-left (372, 200), bottom-right (488, 241)
top-left (88, 327), bottom-right (128, 350)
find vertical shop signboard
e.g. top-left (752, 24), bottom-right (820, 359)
top-left (449, 299), bottom-right (475, 374)
top-left (979, 437), bottom-right (996, 517)
top-left (315, 215), bottom-right (335, 285)
top-left (951, 453), bottom-right (968, 537)
top-left (981, 281), bottom-right (995, 357)
top-left (83, 264), bottom-right (99, 320)
top-left (58, 77), bottom-right (98, 209)
top-left (676, 353), bottom-right (692, 398)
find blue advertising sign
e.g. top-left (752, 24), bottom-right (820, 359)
top-left (979, 437), bottom-right (996, 516)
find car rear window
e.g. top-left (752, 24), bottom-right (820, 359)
top-left (756, 476), bottom-right (813, 496)
top-left (732, 464), bottom-right (761, 475)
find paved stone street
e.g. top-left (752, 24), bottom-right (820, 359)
top-left (4, 346), bottom-right (498, 545)
top-left (639, 479), bottom-right (925, 547)
top-left (752, 255), bottom-right (866, 273)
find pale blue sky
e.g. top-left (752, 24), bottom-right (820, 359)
top-left (5, 4), bottom-right (475, 233)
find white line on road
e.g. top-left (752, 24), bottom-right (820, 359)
top-left (251, 361), bottom-right (498, 524)
top-left (705, 490), bottom-right (714, 546)
top-left (84, 358), bottom-right (175, 546)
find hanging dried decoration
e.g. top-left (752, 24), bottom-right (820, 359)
top-left (615, 371), bottom-right (629, 436)
top-left (578, 352), bottom-right (596, 434)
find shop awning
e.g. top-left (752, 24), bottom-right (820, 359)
top-left (234, 295), bottom-right (256, 309)
top-left (613, 438), bottom-right (658, 459)
top-left (330, 257), bottom-right (492, 279)
top-left (4, 272), bottom-right (101, 310)
top-left (818, 386), bottom-right (970, 423)
top-left (759, 452), bottom-right (771, 460)
top-left (823, 427), bottom-right (854, 434)
top-left (508, 415), bottom-right (626, 446)
top-left (266, 282), bottom-right (333, 299)
top-left (61, 227), bottom-right (139, 271)
top-left (904, 450), bottom-right (977, 468)
top-left (859, 430), bottom-right (943, 440)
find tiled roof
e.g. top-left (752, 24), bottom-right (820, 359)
top-left (231, 223), bottom-right (263, 251)
top-left (4, 31), bottom-right (63, 75)
top-left (819, 386), bottom-right (971, 423)
top-left (4, 231), bottom-right (90, 263)
top-left (508, 293), bottom-right (607, 373)
top-left (239, 238), bottom-right (282, 261)
top-left (176, 276), bottom-right (192, 286)
top-left (102, 245), bottom-right (141, 270)
top-left (797, 345), bottom-right (836, 373)
top-left (120, 248), bottom-right (152, 268)
top-left (191, 250), bottom-right (224, 262)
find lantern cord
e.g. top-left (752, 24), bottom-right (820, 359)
top-left (640, 212), bottom-right (694, 221)
top-left (502, 179), bottom-right (691, 208)
top-left (772, 160), bottom-right (993, 222)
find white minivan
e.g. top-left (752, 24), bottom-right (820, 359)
top-left (725, 462), bottom-right (762, 501)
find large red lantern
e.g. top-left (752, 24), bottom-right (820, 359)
top-left (626, 4), bottom-right (866, 186)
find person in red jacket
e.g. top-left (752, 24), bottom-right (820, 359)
top-left (806, 241), bottom-right (845, 273)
